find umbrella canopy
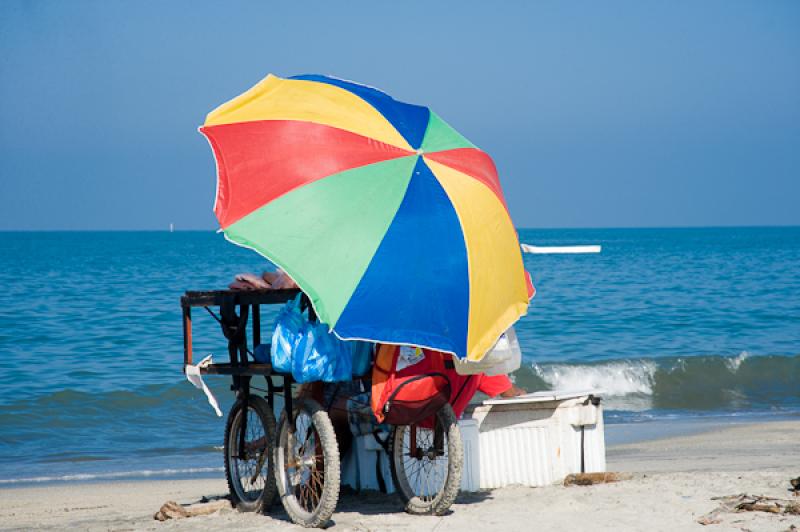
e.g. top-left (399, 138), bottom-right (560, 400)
top-left (200, 74), bottom-right (532, 361)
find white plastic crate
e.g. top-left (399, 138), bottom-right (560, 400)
top-left (465, 390), bottom-right (606, 489)
top-left (340, 430), bottom-right (394, 492)
top-left (458, 418), bottom-right (480, 491)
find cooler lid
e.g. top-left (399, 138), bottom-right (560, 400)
top-left (482, 389), bottom-right (601, 405)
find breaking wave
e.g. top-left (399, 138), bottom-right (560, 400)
top-left (516, 353), bottom-right (800, 412)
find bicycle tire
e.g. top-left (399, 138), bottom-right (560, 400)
top-left (224, 395), bottom-right (277, 513)
top-left (275, 398), bottom-right (340, 528)
top-left (390, 403), bottom-right (463, 515)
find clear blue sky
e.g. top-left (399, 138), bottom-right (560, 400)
top-left (1, 1), bottom-right (798, 230)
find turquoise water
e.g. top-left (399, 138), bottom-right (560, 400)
top-left (0, 227), bottom-right (798, 484)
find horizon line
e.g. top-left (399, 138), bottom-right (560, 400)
top-left (1, 223), bottom-right (799, 233)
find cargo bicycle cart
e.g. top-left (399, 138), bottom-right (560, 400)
top-left (181, 288), bottom-right (463, 528)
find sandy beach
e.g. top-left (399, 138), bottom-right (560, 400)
top-left (1, 419), bottom-right (797, 532)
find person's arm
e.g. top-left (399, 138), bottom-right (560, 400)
top-left (478, 374), bottom-right (527, 398)
top-left (478, 374), bottom-right (510, 396)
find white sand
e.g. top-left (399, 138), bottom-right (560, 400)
top-left (1, 420), bottom-right (798, 532)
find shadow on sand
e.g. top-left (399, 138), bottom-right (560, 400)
top-left (200, 488), bottom-right (496, 527)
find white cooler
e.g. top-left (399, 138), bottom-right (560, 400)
top-left (465, 390), bottom-right (606, 489)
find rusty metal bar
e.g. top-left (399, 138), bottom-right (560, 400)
top-left (199, 362), bottom-right (274, 376)
top-left (182, 289), bottom-right (298, 308)
top-left (182, 305), bottom-right (193, 369)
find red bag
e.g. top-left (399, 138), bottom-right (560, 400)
top-left (371, 344), bottom-right (451, 425)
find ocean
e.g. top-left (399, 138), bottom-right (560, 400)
top-left (0, 227), bottom-right (798, 485)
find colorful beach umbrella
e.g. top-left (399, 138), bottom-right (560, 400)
top-left (200, 74), bottom-right (533, 361)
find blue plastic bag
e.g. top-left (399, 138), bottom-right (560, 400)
top-left (292, 322), bottom-right (357, 383)
top-left (253, 344), bottom-right (271, 364)
top-left (270, 294), bottom-right (304, 373)
top-left (272, 293), bottom-right (364, 382)
top-left (329, 334), bottom-right (352, 382)
top-left (292, 324), bottom-right (327, 383)
top-left (292, 322), bottom-right (348, 383)
top-left (350, 341), bottom-right (373, 377)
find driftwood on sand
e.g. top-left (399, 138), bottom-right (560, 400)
top-left (154, 499), bottom-right (232, 521)
top-left (697, 494), bottom-right (800, 526)
top-left (563, 472), bottom-right (632, 486)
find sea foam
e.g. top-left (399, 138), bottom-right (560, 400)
top-left (520, 353), bottom-right (800, 412)
top-left (0, 467), bottom-right (224, 485)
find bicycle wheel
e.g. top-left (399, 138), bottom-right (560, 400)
top-left (275, 398), bottom-right (340, 528)
top-left (224, 395), bottom-right (277, 513)
top-left (390, 403), bottom-right (463, 515)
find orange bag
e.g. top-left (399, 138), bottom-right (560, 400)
top-left (370, 344), bottom-right (451, 425)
